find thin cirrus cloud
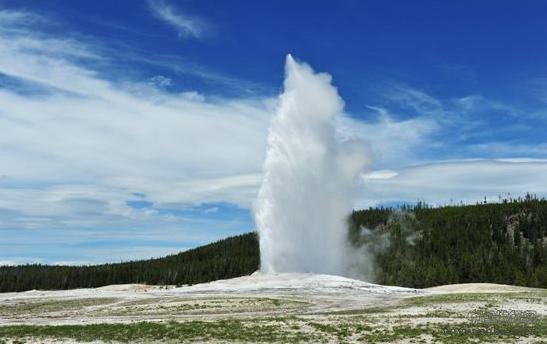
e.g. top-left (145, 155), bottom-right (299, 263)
top-left (353, 83), bottom-right (547, 209)
top-left (148, 0), bottom-right (208, 39)
top-left (358, 159), bottom-right (547, 208)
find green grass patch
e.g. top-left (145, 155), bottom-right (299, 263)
top-left (405, 291), bottom-right (546, 307)
top-left (358, 318), bottom-right (547, 343)
top-left (0, 298), bottom-right (118, 316)
top-left (0, 316), bottom-right (544, 343)
top-left (0, 319), bottom-right (320, 343)
top-left (325, 305), bottom-right (397, 315)
top-left (101, 297), bottom-right (307, 317)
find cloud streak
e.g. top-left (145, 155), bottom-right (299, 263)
top-left (359, 159), bottom-right (547, 208)
top-left (0, 9), bottom-right (268, 261)
top-left (148, 0), bottom-right (208, 39)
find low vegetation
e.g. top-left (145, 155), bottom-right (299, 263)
top-left (0, 298), bottom-right (118, 317)
top-left (0, 309), bottom-right (544, 343)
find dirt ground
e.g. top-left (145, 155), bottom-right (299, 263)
top-left (0, 273), bottom-right (545, 343)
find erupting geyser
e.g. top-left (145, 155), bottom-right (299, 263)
top-left (254, 55), bottom-right (370, 275)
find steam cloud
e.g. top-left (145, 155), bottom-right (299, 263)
top-left (254, 55), bottom-right (370, 275)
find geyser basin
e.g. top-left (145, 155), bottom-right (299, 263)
top-left (254, 55), bottom-right (369, 276)
top-left (176, 272), bottom-right (420, 295)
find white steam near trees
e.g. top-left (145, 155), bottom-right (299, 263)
top-left (254, 55), bottom-right (371, 276)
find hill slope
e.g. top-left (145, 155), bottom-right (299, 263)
top-left (1, 197), bottom-right (546, 292)
top-left (0, 233), bottom-right (259, 292)
top-left (350, 197), bottom-right (547, 288)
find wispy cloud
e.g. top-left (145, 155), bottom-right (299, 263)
top-left (385, 85), bottom-right (446, 118)
top-left (148, 0), bottom-right (208, 39)
top-left (0, 8), bottom-right (269, 261)
top-left (130, 52), bottom-right (269, 95)
top-left (374, 83), bottom-right (543, 160)
top-left (358, 159), bottom-right (547, 208)
top-left (0, 9), bottom-right (46, 28)
top-left (337, 107), bottom-right (438, 168)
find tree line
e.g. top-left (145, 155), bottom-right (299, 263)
top-left (0, 196), bottom-right (546, 292)
top-left (350, 195), bottom-right (547, 288)
top-left (0, 233), bottom-right (259, 292)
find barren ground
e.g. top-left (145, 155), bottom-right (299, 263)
top-left (0, 272), bottom-right (545, 343)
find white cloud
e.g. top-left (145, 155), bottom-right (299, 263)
top-left (374, 84), bottom-right (544, 163)
top-left (132, 54), bottom-right (268, 95)
top-left (362, 169), bottom-right (398, 180)
top-left (0, 10), bottom-right (270, 232)
top-left (385, 85), bottom-right (445, 118)
top-left (470, 142), bottom-right (547, 156)
top-left (337, 107), bottom-right (439, 168)
top-left (0, 10), bottom-right (47, 29)
top-left (148, 0), bottom-right (208, 39)
top-left (358, 159), bottom-right (547, 208)
top-left (0, 9), bottom-right (441, 233)
top-left (0, 260), bottom-right (18, 266)
top-left (452, 94), bottom-right (515, 116)
top-left (148, 75), bottom-right (172, 88)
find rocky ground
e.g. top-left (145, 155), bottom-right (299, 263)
top-left (0, 272), bottom-right (545, 343)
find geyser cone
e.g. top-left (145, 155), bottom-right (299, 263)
top-left (254, 55), bottom-right (369, 275)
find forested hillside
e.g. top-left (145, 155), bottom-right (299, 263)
top-left (1, 197), bottom-right (546, 292)
top-left (350, 196), bottom-right (547, 288)
top-left (0, 233), bottom-right (258, 292)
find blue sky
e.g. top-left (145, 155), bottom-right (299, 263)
top-left (2, 0), bottom-right (547, 264)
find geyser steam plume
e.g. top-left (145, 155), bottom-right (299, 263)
top-left (254, 55), bottom-right (370, 275)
